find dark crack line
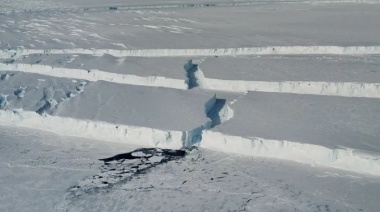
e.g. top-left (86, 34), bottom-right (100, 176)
top-left (184, 60), bottom-right (199, 89)
top-left (207, 98), bottom-right (227, 128)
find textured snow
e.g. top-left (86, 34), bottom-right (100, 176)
top-left (1, 4), bottom-right (380, 49)
top-left (0, 72), bottom-right (86, 113)
top-left (2, 0), bottom-right (379, 13)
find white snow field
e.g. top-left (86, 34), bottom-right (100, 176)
top-left (1, 0), bottom-right (380, 211)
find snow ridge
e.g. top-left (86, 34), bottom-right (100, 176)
top-left (2, 46), bottom-right (380, 59)
top-left (1, 63), bottom-right (378, 98)
top-left (0, 63), bottom-right (187, 90)
top-left (0, 110), bottom-right (184, 149)
top-left (0, 94), bottom-right (220, 151)
top-left (202, 78), bottom-right (380, 98)
top-left (1, 107), bottom-right (379, 176)
top-left (201, 131), bottom-right (380, 176)
top-left (186, 63), bottom-right (380, 98)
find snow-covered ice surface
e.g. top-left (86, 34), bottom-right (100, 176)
top-left (55, 81), bottom-right (215, 131)
top-left (202, 92), bottom-right (380, 175)
top-left (0, 72), bottom-right (215, 148)
top-left (199, 55), bottom-right (380, 82)
top-left (1, 126), bottom-right (380, 212)
top-left (1, 0), bottom-right (380, 209)
top-left (0, 72), bottom-right (213, 129)
top-left (192, 56), bottom-right (380, 97)
top-left (15, 54), bottom-right (190, 79)
top-left (212, 92), bottom-right (380, 152)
